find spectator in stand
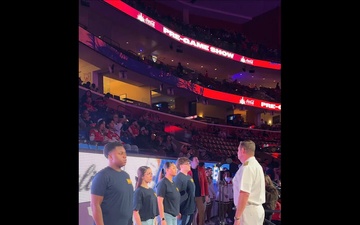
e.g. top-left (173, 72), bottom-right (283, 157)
top-left (84, 81), bottom-right (91, 89)
top-left (83, 96), bottom-right (98, 112)
top-left (128, 119), bottom-right (141, 143)
top-left (135, 126), bottom-right (152, 149)
top-left (137, 113), bottom-right (152, 131)
top-left (183, 128), bottom-right (192, 143)
top-left (104, 118), bottom-right (137, 151)
top-left (90, 83), bottom-right (99, 92)
top-left (271, 197), bottom-right (281, 225)
top-left (260, 119), bottom-right (267, 129)
top-left (199, 149), bottom-right (211, 161)
top-left (89, 118), bottom-right (110, 145)
top-left (112, 113), bottom-right (127, 137)
top-left (264, 162), bottom-right (275, 181)
top-left (149, 132), bottom-right (166, 156)
top-left (94, 94), bottom-right (110, 118)
top-left (79, 108), bottom-right (96, 140)
top-left (178, 145), bottom-right (191, 158)
top-left (82, 96), bottom-right (98, 121)
top-left (262, 174), bottom-right (279, 225)
top-left (105, 118), bottom-right (121, 143)
top-left (120, 126), bottom-right (139, 153)
top-left (273, 167), bottom-right (281, 187)
top-left (163, 134), bottom-right (178, 157)
top-left (80, 89), bottom-right (93, 105)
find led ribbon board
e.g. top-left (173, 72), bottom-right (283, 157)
top-left (103, 0), bottom-right (281, 70)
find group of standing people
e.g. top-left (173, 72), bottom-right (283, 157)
top-left (90, 140), bottom-right (273, 225)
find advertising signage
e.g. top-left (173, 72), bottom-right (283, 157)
top-left (103, 0), bottom-right (281, 70)
top-left (79, 26), bottom-right (281, 111)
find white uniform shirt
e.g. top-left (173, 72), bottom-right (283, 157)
top-left (232, 156), bottom-right (265, 207)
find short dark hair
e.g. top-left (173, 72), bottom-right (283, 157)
top-left (189, 155), bottom-right (197, 161)
top-left (163, 161), bottom-right (175, 171)
top-left (103, 142), bottom-right (124, 158)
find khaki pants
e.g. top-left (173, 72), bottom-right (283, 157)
top-left (193, 196), bottom-right (206, 225)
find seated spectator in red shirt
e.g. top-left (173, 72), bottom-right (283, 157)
top-left (105, 118), bottom-right (122, 143)
top-left (105, 118), bottom-right (138, 152)
top-left (127, 119), bottom-right (140, 143)
top-left (271, 198), bottom-right (281, 225)
top-left (83, 96), bottom-right (98, 113)
top-left (89, 118), bottom-right (109, 145)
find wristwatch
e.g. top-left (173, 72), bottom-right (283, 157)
top-left (161, 218), bottom-right (165, 221)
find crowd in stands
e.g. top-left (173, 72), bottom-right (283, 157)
top-left (122, 0), bottom-right (281, 63)
top-left (78, 87), bottom-right (281, 161)
top-left (79, 0), bottom-right (281, 104)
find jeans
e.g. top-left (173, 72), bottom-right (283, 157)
top-left (177, 214), bottom-right (191, 225)
top-left (157, 213), bottom-right (177, 225)
top-left (141, 218), bottom-right (154, 225)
